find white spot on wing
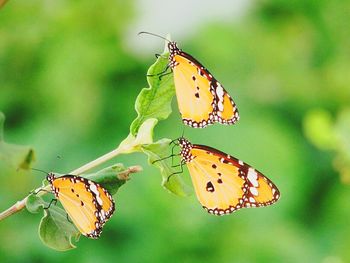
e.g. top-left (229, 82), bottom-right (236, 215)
top-left (216, 84), bottom-right (224, 98)
top-left (218, 101), bottom-right (224, 111)
top-left (89, 183), bottom-right (103, 206)
top-left (247, 168), bottom-right (259, 187)
top-left (250, 187), bottom-right (259, 196)
top-left (249, 197), bottom-right (256, 203)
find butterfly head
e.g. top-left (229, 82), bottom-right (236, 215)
top-left (46, 172), bottom-right (56, 183)
top-left (168, 41), bottom-right (180, 54)
top-left (168, 41), bottom-right (181, 69)
top-left (178, 137), bottom-right (190, 147)
top-left (178, 137), bottom-right (194, 163)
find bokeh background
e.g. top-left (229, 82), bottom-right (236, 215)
top-left (1, 0), bottom-right (350, 262)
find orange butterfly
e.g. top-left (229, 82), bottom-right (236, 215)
top-left (140, 32), bottom-right (239, 128)
top-left (47, 173), bottom-right (115, 238)
top-left (177, 137), bottom-right (280, 215)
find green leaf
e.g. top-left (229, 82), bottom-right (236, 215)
top-left (84, 163), bottom-right (137, 195)
top-left (26, 192), bottom-right (79, 251)
top-left (26, 194), bottom-right (46, 214)
top-left (130, 41), bottom-right (175, 136)
top-left (117, 118), bottom-right (158, 154)
top-left (119, 117), bottom-right (191, 196)
top-left (0, 112), bottom-right (36, 169)
top-left (121, 36), bottom-right (190, 196)
top-left (141, 138), bottom-right (192, 197)
top-left (39, 205), bottom-right (80, 251)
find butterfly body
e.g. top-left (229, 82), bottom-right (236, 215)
top-left (168, 42), bottom-right (239, 128)
top-left (47, 173), bottom-right (115, 238)
top-left (178, 138), bottom-right (280, 215)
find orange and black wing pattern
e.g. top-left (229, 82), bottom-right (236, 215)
top-left (47, 173), bottom-right (115, 238)
top-left (178, 138), bottom-right (280, 215)
top-left (168, 42), bottom-right (239, 128)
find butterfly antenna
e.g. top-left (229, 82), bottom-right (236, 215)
top-left (31, 167), bottom-right (49, 175)
top-left (170, 138), bottom-right (179, 146)
top-left (181, 126), bottom-right (186, 139)
top-left (138, 31), bottom-right (171, 43)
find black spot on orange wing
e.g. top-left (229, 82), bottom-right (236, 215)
top-left (178, 51), bottom-right (214, 81)
top-left (221, 158), bottom-right (230, 164)
top-left (206, 181), bottom-right (215, 192)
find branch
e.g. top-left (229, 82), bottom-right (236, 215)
top-left (117, 165), bottom-right (143, 180)
top-left (0, 199), bottom-right (27, 221)
top-left (70, 147), bottom-right (124, 175)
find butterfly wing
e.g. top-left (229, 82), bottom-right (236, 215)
top-left (186, 148), bottom-right (246, 214)
top-left (180, 141), bottom-right (280, 215)
top-left (212, 80), bottom-right (239, 125)
top-left (172, 53), bottom-right (216, 128)
top-left (169, 42), bottom-right (239, 127)
top-left (95, 185), bottom-right (115, 223)
top-left (50, 175), bottom-right (115, 238)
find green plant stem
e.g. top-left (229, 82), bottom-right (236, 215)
top-left (0, 200), bottom-right (26, 221)
top-left (0, 144), bottom-right (138, 222)
top-left (70, 147), bottom-right (124, 175)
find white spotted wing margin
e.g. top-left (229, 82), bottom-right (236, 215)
top-left (211, 80), bottom-right (240, 126)
top-left (178, 138), bottom-right (280, 216)
top-left (47, 173), bottom-right (115, 239)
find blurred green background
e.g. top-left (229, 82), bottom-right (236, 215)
top-left (1, 0), bottom-right (350, 262)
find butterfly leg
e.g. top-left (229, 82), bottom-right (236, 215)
top-left (66, 214), bottom-right (72, 223)
top-left (29, 188), bottom-right (50, 195)
top-left (169, 139), bottom-right (179, 146)
top-left (167, 168), bottom-right (183, 182)
top-left (170, 143), bottom-right (181, 166)
top-left (147, 64), bottom-right (172, 80)
top-left (157, 70), bottom-right (172, 80)
top-left (167, 160), bottom-right (185, 182)
top-left (152, 153), bottom-right (180, 164)
top-left (44, 198), bottom-right (58, 209)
